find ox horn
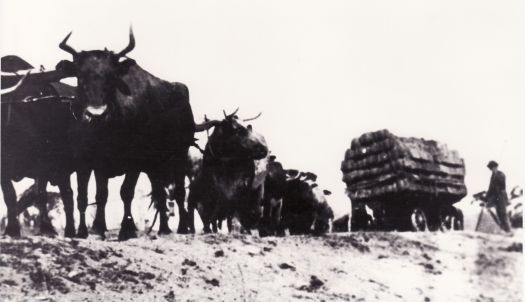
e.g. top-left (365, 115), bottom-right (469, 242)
top-left (1, 71), bottom-right (30, 95)
top-left (195, 119), bottom-right (221, 132)
top-left (59, 32), bottom-right (78, 57)
top-left (242, 112), bottom-right (262, 122)
top-left (117, 27), bottom-right (135, 57)
top-left (222, 107), bottom-right (239, 118)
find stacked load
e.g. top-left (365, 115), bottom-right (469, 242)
top-left (341, 129), bottom-right (467, 202)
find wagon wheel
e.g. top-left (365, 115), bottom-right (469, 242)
top-left (410, 208), bottom-right (428, 232)
top-left (439, 207), bottom-right (454, 231)
top-left (439, 214), bottom-right (454, 231)
top-left (452, 211), bottom-right (464, 230)
top-left (440, 208), bottom-right (463, 231)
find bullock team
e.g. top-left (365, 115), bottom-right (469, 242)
top-left (1, 29), bottom-right (334, 240)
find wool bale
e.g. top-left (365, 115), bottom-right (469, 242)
top-left (342, 129), bottom-right (467, 203)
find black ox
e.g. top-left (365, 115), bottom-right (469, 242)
top-left (56, 29), bottom-right (206, 240)
top-left (261, 165), bottom-right (334, 236)
top-left (187, 110), bottom-right (268, 233)
top-left (1, 59), bottom-right (76, 237)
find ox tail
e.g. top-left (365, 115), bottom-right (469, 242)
top-left (147, 209), bottom-right (160, 235)
top-left (146, 192), bottom-right (160, 234)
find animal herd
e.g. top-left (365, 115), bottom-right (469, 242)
top-left (1, 29), bottom-right (334, 240)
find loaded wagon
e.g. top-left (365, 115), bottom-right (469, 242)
top-left (341, 130), bottom-right (466, 231)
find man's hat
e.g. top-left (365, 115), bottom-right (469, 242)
top-left (487, 160), bottom-right (498, 169)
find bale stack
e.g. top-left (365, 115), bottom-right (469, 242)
top-left (341, 129), bottom-right (467, 203)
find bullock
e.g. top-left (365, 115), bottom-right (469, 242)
top-left (258, 155), bottom-right (287, 236)
top-left (261, 168), bottom-right (334, 236)
top-left (280, 171), bottom-right (334, 235)
top-left (56, 28), bottom-right (205, 240)
top-left (1, 58), bottom-right (76, 237)
top-left (187, 110), bottom-right (268, 233)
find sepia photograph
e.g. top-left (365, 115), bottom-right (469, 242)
top-left (0, 0), bottom-right (523, 301)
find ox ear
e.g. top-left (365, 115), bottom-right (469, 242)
top-left (55, 60), bottom-right (77, 77)
top-left (286, 169), bottom-right (299, 177)
top-left (247, 124), bottom-right (253, 131)
top-left (118, 58), bottom-right (136, 75)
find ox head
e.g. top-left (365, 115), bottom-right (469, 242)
top-left (197, 109), bottom-right (268, 161)
top-left (56, 28), bottom-right (136, 123)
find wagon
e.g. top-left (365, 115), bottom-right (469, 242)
top-left (341, 130), bottom-right (466, 231)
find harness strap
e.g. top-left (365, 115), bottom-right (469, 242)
top-left (1, 95), bottom-right (75, 104)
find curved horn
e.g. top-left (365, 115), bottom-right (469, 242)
top-left (117, 27), bottom-right (135, 57)
top-left (230, 107), bottom-right (239, 117)
top-left (59, 32), bottom-right (78, 57)
top-left (195, 120), bottom-right (221, 132)
top-left (242, 112), bottom-right (262, 122)
top-left (1, 71), bottom-right (30, 95)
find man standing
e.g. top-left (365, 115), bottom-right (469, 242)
top-left (486, 160), bottom-right (511, 232)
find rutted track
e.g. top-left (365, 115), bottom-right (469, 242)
top-left (0, 231), bottom-right (522, 302)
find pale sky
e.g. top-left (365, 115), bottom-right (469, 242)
top-left (1, 0), bottom-right (524, 216)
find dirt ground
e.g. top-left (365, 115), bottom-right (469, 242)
top-left (0, 230), bottom-right (522, 302)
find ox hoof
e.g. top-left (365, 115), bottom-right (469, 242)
top-left (38, 222), bottom-right (58, 237)
top-left (91, 219), bottom-right (108, 237)
top-left (118, 229), bottom-right (137, 241)
top-left (92, 217), bottom-right (108, 233)
top-left (5, 223), bottom-right (21, 238)
top-left (119, 217), bottom-right (138, 241)
top-left (176, 227), bottom-right (188, 235)
top-left (77, 225), bottom-right (89, 239)
top-left (258, 228), bottom-right (271, 238)
top-left (64, 226), bottom-right (76, 238)
top-left (159, 224), bottom-right (172, 235)
top-left (91, 226), bottom-right (106, 238)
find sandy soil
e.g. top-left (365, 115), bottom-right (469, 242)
top-left (0, 230), bottom-right (522, 302)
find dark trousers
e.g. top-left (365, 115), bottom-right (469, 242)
top-left (495, 200), bottom-right (511, 232)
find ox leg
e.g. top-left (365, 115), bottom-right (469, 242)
top-left (187, 203), bottom-right (196, 234)
top-left (212, 206), bottom-right (221, 233)
top-left (198, 205), bottom-right (212, 233)
top-left (186, 188), bottom-right (199, 234)
top-left (239, 211), bottom-right (253, 235)
top-left (172, 170), bottom-right (188, 234)
top-left (2, 179), bottom-right (20, 237)
top-left (35, 179), bottom-right (56, 237)
top-left (92, 171), bottom-right (109, 237)
top-left (271, 201), bottom-right (283, 236)
top-left (227, 216), bottom-right (233, 233)
top-left (259, 198), bottom-right (273, 237)
top-left (275, 210), bottom-right (287, 237)
top-left (202, 215), bottom-right (212, 234)
top-left (57, 176), bottom-right (76, 238)
top-left (76, 169), bottom-right (91, 239)
top-left (118, 172), bottom-right (140, 241)
top-left (150, 180), bottom-right (172, 236)
top-left (212, 219), bottom-right (218, 233)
